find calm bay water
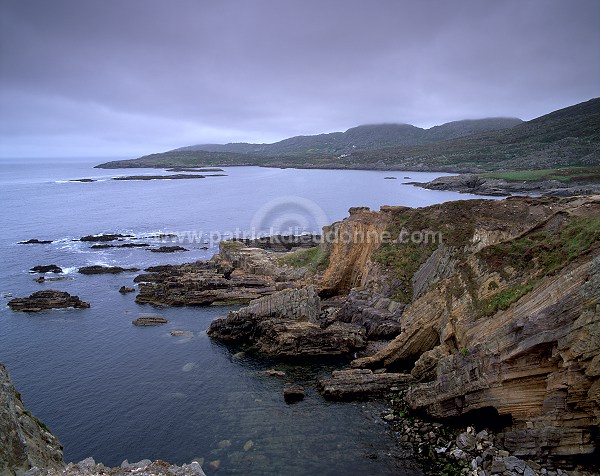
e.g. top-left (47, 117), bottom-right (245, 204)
top-left (0, 159), bottom-right (489, 475)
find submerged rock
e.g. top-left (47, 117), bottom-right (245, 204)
top-left (8, 290), bottom-right (90, 312)
top-left (132, 316), bottom-right (168, 326)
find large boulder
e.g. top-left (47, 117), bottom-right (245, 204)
top-left (0, 363), bottom-right (64, 475)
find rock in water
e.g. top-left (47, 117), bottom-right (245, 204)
top-left (78, 265), bottom-right (140, 274)
top-left (149, 246), bottom-right (189, 253)
top-left (30, 265), bottom-right (63, 274)
top-left (132, 316), bottom-right (168, 326)
top-left (18, 239), bottom-right (53, 244)
top-left (119, 286), bottom-right (136, 294)
top-left (207, 285), bottom-right (366, 356)
top-left (0, 363), bottom-right (64, 474)
top-left (283, 384), bottom-right (305, 403)
top-left (79, 233), bottom-right (133, 242)
top-left (8, 290), bottom-right (90, 312)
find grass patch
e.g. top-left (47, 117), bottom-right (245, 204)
top-left (482, 215), bottom-right (600, 276)
top-left (481, 166), bottom-right (600, 184)
top-left (276, 246), bottom-right (330, 272)
top-left (478, 282), bottom-right (535, 317)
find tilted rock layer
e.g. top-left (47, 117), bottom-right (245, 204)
top-left (344, 196), bottom-right (600, 461)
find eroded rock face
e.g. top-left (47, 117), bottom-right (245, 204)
top-left (8, 290), bottom-right (90, 312)
top-left (207, 286), bottom-right (366, 356)
top-left (335, 289), bottom-right (403, 338)
top-left (349, 196), bottom-right (600, 460)
top-left (0, 363), bottom-right (64, 475)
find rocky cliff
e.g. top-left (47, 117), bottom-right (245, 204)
top-left (334, 196), bottom-right (600, 463)
top-left (204, 195), bottom-right (599, 466)
top-left (0, 364), bottom-right (64, 476)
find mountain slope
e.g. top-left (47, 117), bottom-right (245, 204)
top-left (176, 118), bottom-right (522, 158)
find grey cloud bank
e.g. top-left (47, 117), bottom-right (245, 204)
top-left (1, 0), bottom-right (599, 158)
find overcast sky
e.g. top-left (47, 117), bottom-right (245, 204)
top-left (1, 0), bottom-right (599, 159)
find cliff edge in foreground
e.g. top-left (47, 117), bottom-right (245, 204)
top-left (0, 364), bottom-right (64, 476)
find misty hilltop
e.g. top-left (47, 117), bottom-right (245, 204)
top-left (177, 118), bottom-right (523, 157)
top-left (97, 98), bottom-right (600, 172)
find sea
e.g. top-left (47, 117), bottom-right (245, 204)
top-left (0, 158), bottom-right (493, 475)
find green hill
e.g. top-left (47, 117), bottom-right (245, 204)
top-left (96, 99), bottom-right (599, 172)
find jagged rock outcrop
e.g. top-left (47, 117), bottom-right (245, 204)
top-left (1, 363), bottom-right (64, 475)
top-left (135, 242), bottom-right (305, 306)
top-left (207, 286), bottom-right (366, 356)
top-left (8, 291), bottom-right (90, 312)
top-left (317, 369), bottom-right (413, 400)
top-left (229, 234), bottom-right (320, 251)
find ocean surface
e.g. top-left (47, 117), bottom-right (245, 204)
top-left (0, 159), bottom-right (493, 475)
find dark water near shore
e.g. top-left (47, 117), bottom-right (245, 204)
top-left (0, 159), bottom-right (492, 475)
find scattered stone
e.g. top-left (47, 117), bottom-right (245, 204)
top-left (132, 316), bottom-right (168, 326)
top-left (69, 178), bottom-right (96, 183)
top-left (283, 384), bottom-right (305, 403)
top-left (8, 290), bottom-right (90, 312)
top-left (384, 176), bottom-right (397, 179)
top-left (119, 286), bottom-right (136, 294)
